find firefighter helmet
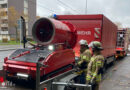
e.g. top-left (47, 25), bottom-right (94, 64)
top-left (79, 39), bottom-right (88, 45)
top-left (89, 41), bottom-right (103, 50)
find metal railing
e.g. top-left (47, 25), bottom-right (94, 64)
top-left (36, 62), bottom-right (92, 90)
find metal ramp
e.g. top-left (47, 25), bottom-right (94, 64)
top-left (36, 63), bottom-right (92, 90)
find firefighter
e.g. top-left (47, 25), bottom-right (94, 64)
top-left (86, 41), bottom-right (104, 90)
top-left (75, 39), bottom-right (91, 84)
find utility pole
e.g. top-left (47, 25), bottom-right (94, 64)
top-left (21, 16), bottom-right (27, 48)
top-left (85, 0), bottom-right (87, 14)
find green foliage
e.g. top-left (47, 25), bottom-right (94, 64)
top-left (0, 40), bottom-right (20, 45)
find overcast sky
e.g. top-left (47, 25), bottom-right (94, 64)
top-left (37, 0), bottom-right (130, 28)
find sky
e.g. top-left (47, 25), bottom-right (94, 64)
top-left (37, 0), bottom-right (130, 28)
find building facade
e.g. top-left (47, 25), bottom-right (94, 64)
top-left (0, 0), bottom-right (36, 40)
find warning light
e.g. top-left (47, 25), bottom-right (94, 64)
top-left (44, 87), bottom-right (47, 90)
top-left (53, 14), bottom-right (57, 19)
top-left (0, 77), bottom-right (4, 83)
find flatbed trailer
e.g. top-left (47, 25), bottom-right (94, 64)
top-left (36, 63), bottom-right (92, 90)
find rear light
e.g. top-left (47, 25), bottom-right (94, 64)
top-left (44, 87), bottom-right (47, 90)
top-left (27, 67), bottom-right (31, 74)
top-left (31, 67), bottom-right (36, 71)
top-left (4, 57), bottom-right (8, 63)
top-left (3, 64), bottom-right (8, 71)
top-left (0, 77), bottom-right (4, 83)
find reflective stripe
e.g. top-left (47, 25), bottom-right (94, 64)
top-left (86, 75), bottom-right (91, 80)
top-left (78, 61), bottom-right (82, 65)
top-left (82, 56), bottom-right (87, 60)
top-left (87, 75), bottom-right (91, 78)
top-left (94, 33), bottom-right (99, 38)
top-left (96, 61), bottom-right (102, 67)
top-left (94, 28), bottom-right (100, 38)
top-left (96, 74), bottom-right (101, 82)
top-left (95, 28), bottom-right (100, 34)
top-left (76, 70), bottom-right (83, 75)
top-left (91, 57), bottom-right (95, 62)
top-left (93, 73), bottom-right (97, 77)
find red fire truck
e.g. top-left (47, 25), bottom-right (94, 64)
top-left (116, 28), bottom-right (129, 58)
top-left (56, 14), bottom-right (117, 65)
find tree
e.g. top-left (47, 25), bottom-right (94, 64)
top-left (36, 15), bottom-right (41, 20)
top-left (8, 6), bottom-right (20, 42)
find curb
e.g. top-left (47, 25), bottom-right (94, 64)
top-left (0, 48), bottom-right (17, 51)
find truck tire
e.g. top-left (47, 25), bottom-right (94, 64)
top-left (111, 56), bottom-right (116, 65)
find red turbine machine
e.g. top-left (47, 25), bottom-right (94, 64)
top-left (3, 18), bottom-right (77, 81)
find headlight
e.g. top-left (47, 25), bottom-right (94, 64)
top-left (17, 73), bottom-right (29, 78)
top-left (48, 45), bottom-right (54, 51)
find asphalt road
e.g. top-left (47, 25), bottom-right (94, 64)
top-left (0, 50), bottom-right (32, 90)
top-left (0, 50), bottom-right (14, 70)
top-left (0, 50), bottom-right (130, 90)
top-left (100, 55), bottom-right (130, 90)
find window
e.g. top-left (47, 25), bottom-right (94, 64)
top-left (24, 7), bottom-right (28, 15)
top-left (1, 19), bottom-right (8, 24)
top-left (26, 22), bottom-right (28, 29)
top-left (1, 27), bottom-right (8, 31)
top-left (24, 0), bottom-right (28, 8)
top-left (0, 11), bottom-right (7, 17)
top-left (1, 4), bottom-right (7, 8)
top-left (24, 0), bottom-right (28, 16)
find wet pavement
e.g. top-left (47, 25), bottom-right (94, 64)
top-left (0, 50), bottom-right (130, 90)
top-left (100, 55), bottom-right (130, 90)
top-left (0, 45), bottom-right (22, 51)
top-left (0, 50), bottom-right (14, 70)
top-left (0, 50), bottom-right (33, 90)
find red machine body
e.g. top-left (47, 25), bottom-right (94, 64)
top-left (56, 14), bottom-right (117, 59)
top-left (3, 18), bottom-right (76, 80)
top-left (32, 18), bottom-right (77, 48)
top-left (4, 49), bottom-right (75, 79)
top-left (116, 28), bottom-right (128, 58)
